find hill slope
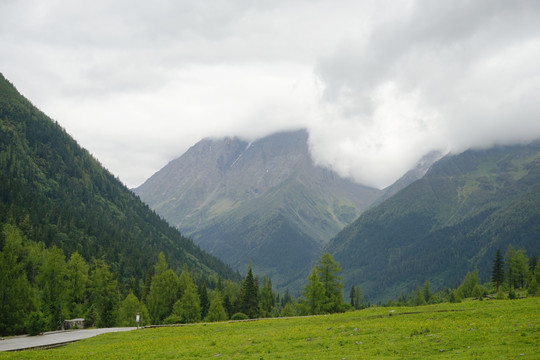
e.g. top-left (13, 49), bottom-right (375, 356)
top-left (135, 130), bottom-right (382, 290)
top-left (0, 73), bottom-right (238, 283)
top-left (327, 143), bottom-right (540, 301)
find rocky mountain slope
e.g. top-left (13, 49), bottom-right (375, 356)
top-left (135, 130), bottom-right (382, 290)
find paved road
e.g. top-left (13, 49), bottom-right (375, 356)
top-left (0, 327), bottom-right (137, 352)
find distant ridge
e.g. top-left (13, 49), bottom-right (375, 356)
top-left (327, 142), bottom-right (540, 302)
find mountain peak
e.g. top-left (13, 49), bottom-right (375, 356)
top-left (134, 129), bottom-right (381, 291)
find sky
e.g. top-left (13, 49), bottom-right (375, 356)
top-left (1, 0), bottom-right (540, 189)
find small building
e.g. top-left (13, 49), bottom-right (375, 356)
top-left (62, 318), bottom-right (86, 330)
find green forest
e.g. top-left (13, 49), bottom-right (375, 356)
top-left (2, 219), bottom-right (538, 337)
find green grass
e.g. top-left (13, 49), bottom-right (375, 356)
top-left (2, 298), bottom-right (538, 359)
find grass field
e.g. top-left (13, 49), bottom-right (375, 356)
top-left (2, 298), bottom-right (538, 359)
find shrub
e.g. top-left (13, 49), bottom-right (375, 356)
top-left (163, 315), bottom-right (183, 325)
top-left (25, 311), bottom-right (48, 336)
top-left (231, 312), bottom-right (249, 320)
top-left (495, 287), bottom-right (506, 300)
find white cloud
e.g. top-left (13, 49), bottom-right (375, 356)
top-left (1, 0), bottom-right (539, 188)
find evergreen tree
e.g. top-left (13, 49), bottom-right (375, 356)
top-left (205, 292), bottom-right (228, 322)
top-left (410, 286), bottom-right (426, 306)
top-left (38, 246), bottom-right (69, 330)
top-left (354, 285), bottom-right (363, 309)
top-left (222, 279), bottom-right (238, 318)
top-left (259, 276), bottom-right (274, 317)
top-left (0, 224), bottom-right (34, 335)
top-left (457, 270), bottom-right (482, 299)
top-left (527, 276), bottom-right (539, 296)
top-left (281, 288), bottom-right (292, 307)
top-left (117, 291), bottom-right (150, 326)
top-left (89, 259), bottom-right (119, 328)
top-left (198, 283), bottom-right (210, 320)
top-left (66, 251), bottom-right (89, 318)
top-left (147, 267), bottom-right (179, 324)
top-left (154, 252), bottom-right (169, 276)
top-left (507, 249), bottom-right (530, 289)
top-left (173, 268), bottom-right (201, 323)
top-left (302, 269), bottom-right (325, 315)
top-left (141, 266), bottom-right (153, 303)
top-left (422, 281), bottom-right (434, 304)
top-left (349, 285), bottom-right (356, 308)
top-left (239, 264), bottom-right (259, 318)
top-left (506, 245), bottom-right (517, 288)
top-left (315, 252), bottom-right (343, 313)
top-left (491, 249), bottom-right (505, 291)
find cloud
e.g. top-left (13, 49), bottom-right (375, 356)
top-left (1, 0), bottom-right (539, 188)
top-left (312, 0), bottom-right (540, 187)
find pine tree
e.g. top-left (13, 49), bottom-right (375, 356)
top-left (89, 259), bottom-right (119, 328)
top-left (66, 251), bottom-right (89, 318)
top-left (199, 283), bottom-right (210, 320)
top-left (141, 266), bottom-right (153, 303)
top-left (117, 291), bottom-right (150, 326)
top-left (173, 267), bottom-right (201, 324)
top-left (354, 285), bottom-right (363, 309)
top-left (259, 276), bottom-right (274, 317)
top-left (315, 252), bottom-right (343, 313)
top-left (422, 281), bottom-right (433, 304)
top-left (302, 269), bottom-right (325, 315)
top-left (39, 246), bottom-right (69, 329)
top-left (491, 249), bottom-right (505, 291)
top-left (205, 292), bottom-right (228, 322)
top-left (239, 265), bottom-right (259, 318)
top-left (349, 285), bottom-right (356, 308)
top-left (0, 224), bottom-right (34, 335)
top-left (146, 256), bottom-right (179, 324)
top-left (509, 249), bottom-right (530, 289)
top-left (457, 270), bottom-right (481, 299)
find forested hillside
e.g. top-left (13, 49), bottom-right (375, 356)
top-left (328, 143), bottom-right (540, 302)
top-left (0, 73), bottom-right (241, 334)
top-left (0, 73), bottom-right (237, 280)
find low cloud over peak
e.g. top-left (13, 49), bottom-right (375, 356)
top-left (2, 0), bottom-right (539, 188)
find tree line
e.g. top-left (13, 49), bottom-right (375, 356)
top-left (2, 221), bottom-right (538, 336)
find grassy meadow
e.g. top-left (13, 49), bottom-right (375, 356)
top-left (2, 298), bottom-right (538, 359)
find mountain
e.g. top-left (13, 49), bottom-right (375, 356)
top-left (327, 142), bottom-right (540, 302)
top-left (0, 73), bottom-right (238, 284)
top-left (134, 130), bottom-right (382, 291)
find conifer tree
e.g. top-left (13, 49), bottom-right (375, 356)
top-left (205, 292), bottom-right (228, 322)
top-left (173, 267), bottom-right (201, 323)
top-left (39, 246), bottom-right (69, 329)
top-left (353, 285), bottom-right (363, 309)
top-left (315, 252), bottom-right (343, 313)
top-left (0, 224), bottom-right (34, 335)
top-left (349, 285), bottom-right (356, 308)
top-left (89, 259), bottom-right (119, 328)
top-left (259, 276), bottom-right (274, 317)
top-left (508, 249), bottom-right (530, 289)
top-left (66, 251), bottom-right (89, 318)
top-left (302, 269), bottom-right (324, 315)
top-left (239, 264), bottom-right (259, 318)
top-left (146, 256), bottom-right (179, 324)
top-left (117, 291), bottom-right (150, 326)
top-left (422, 281), bottom-right (433, 303)
top-left (199, 283), bottom-right (210, 320)
top-left (491, 249), bottom-right (505, 291)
